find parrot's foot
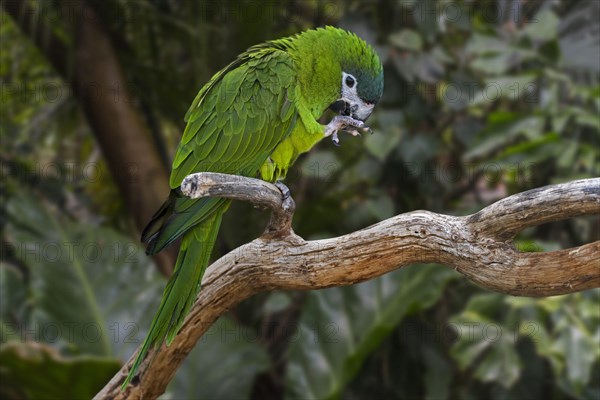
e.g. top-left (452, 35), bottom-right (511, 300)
top-left (275, 181), bottom-right (291, 200)
top-left (324, 115), bottom-right (372, 146)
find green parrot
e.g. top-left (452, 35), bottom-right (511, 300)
top-left (123, 26), bottom-right (383, 387)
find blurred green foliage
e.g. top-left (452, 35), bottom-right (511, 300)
top-left (1, 1), bottom-right (599, 399)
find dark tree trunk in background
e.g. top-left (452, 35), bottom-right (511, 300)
top-left (3, 0), bottom-right (177, 275)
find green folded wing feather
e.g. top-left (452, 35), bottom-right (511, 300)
top-left (150, 47), bottom-right (299, 254)
top-left (170, 49), bottom-right (297, 189)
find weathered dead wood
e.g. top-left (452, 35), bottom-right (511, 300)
top-left (96, 175), bottom-right (600, 400)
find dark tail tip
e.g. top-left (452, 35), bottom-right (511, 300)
top-left (141, 191), bottom-right (177, 255)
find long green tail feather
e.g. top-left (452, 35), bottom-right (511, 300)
top-left (122, 211), bottom-right (223, 389)
top-left (141, 189), bottom-right (226, 256)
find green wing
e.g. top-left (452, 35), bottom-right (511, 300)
top-left (172, 44), bottom-right (297, 185)
top-left (143, 46), bottom-right (299, 254)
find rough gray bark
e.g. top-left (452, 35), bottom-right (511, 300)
top-left (95, 175), bottom-right (600, 400)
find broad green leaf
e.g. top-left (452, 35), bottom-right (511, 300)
top-left (450, 296), bottom-right (522, 389)
top-left (4, 193), bottom-right (163, 359)
top-left (0, 341), bottom-right (120, 400)
top-left (431, 46), bottom-right (453, 64)
top-left (365, 125), bottom-right (401, 161)
top-left (463, 116), bottom-right (544, 161)
top-left (470, 75), bottom-right (537, 105)
top-left (450, 310), bottom-right (495, 370)
top-left (486, 75), bottom-right (537, 102)
top-left (469, 42), bottom-right (538, 79)
top-left (166, 316), bottom-right (270, 399)
top-left (496, 132), bottom-right (560, 161)
top-left (473, 337), bottom-right (521, 388)
top-left (558, 141), bottom-right (579, 169)
top-left (285, 265), bottom-right (456, 400)
top-left (575, 110), bottom-right (600, 131)
top-left (389, 29), bottom-right (423, 51)
top-left (471, 53), bottom-right (514, 75)
top-left (417, 53), bottom-right (445, 83)
top-left (461, 293), bottom-right (504, 317)
top-left (555, 326), bottom-right (597, 389)
top-left (550, 298), bottom-right (600, 392)
top-left (523, 10), bottom-right (559, 42)
top-left (453, 291), bottom-right (600, 394)
top-left (552, 113), bottom-right (571, 132)
top-left (391, 51), bottom-right (419, 82)
top-left (517, 319), bottom-right (564, 375)
top-left (465, 34), bottom-right (509, 55)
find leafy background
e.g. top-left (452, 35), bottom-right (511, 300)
top-left (1, 0), bottom-right (599, 399)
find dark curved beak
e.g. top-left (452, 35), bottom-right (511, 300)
top-left (329, 100), bottom-right (350, 116)
top-left (329, 99), bottom-right (374, 122)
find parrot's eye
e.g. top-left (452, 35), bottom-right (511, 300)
top-left (345, 75), bottom-right (356, 88)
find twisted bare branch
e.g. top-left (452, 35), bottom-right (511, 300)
top-left (96, 175), bottom-right (600, 400)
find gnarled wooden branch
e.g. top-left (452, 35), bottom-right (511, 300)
top-left (96, 175), bottom-right (600, 400)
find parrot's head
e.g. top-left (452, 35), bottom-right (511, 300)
top-left (292, 27), bottom-right (384, 123)
top-left (326, 29), bottom-right (384, 122)
top-left (329, 62), bottom-right (384, 122)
